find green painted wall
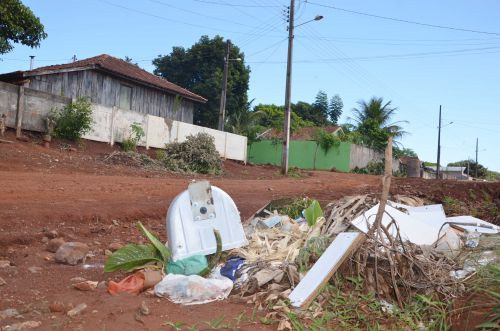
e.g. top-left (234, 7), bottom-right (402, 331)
top-left (248, 140), bottom-right (351, 172)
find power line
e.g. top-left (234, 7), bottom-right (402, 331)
top-left (244, 45), bottom-right (500, 63)
top-left (147, 0), bottom-right (256, 28)
top-left (307, 1), bottom-right (500, 36)
top-left (246, 38), bottom-right (288, 57)
top-left (193, 0), bottom-right (281, 8)
top-left (98, 0), bottom-right (281, 37)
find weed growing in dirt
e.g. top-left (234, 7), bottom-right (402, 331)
top-left (121, 122), bottom-right (145, 152)
top-left (282, 275), bottom-right (463, 330)
top-left (49, 97), bottom-right (93, 140)
top-left (157, 133), bottom-right (223, 174)
top-left (276, 197), bottom-right (312, 219)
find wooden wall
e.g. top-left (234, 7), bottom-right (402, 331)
top-left (28, 70), bottom-right (194, 123)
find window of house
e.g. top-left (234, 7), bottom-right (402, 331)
top-left (119, 84), bottom-right (132, 110)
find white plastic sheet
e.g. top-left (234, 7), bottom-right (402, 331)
top-left (154, 269), bottom-right (233, 305)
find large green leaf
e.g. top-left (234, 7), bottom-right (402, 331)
top-left (304, 200), bottom-right (323, 226)
top-left (104, 243), bottom-right (163, 272)
top-left (137, 222), bottom-right (170, 262)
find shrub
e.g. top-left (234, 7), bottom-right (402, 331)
top-left (121, 122), bottom-right (145, 152)
top-left (159, 133), bottom-right (223, 174)
top-left (50, 97), bottom-right (93, 140)
top-left (351, 160), bottom-right (385, 175)
top-left (312, 128), bottom-right (340, 154)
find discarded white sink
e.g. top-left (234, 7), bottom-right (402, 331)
top-left (166, 181), bottom-right (248, 261)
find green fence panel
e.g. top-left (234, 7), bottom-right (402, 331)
top-left (248, 140), bottom-right (351, 172)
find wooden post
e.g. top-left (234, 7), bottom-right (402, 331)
top-left (145, 115), bottom-right (151, 150)
top-left (109, 106), bottom-right (117, 145)
top-left (15, 86), bottom-right (25, 137)
top-left (223, 132), bottom-right (228, 159)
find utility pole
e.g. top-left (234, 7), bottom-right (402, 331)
top-left (475, 138), bottom-right (478, 178)
top-left (29, 56), bottom-right (35, 70)
top-left (281, 0), bottom-right (294, 175)
top-left (436, 105), bottom-right (442, 179)
top-left (218, 39), bottom-right (231, 131)
top-left (72, 55), bottom-right (77, 63)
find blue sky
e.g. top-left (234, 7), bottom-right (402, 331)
top-left (2, 0), bottom-right (499, 171)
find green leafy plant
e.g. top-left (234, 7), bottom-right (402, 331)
top-left (276, 197), bottom-right (312, 219)
top-left (104, 222), bottom-right (170, 272)
top-left (121, 122), bottom-right (145, 152)
top-left (49, 97), bottom-right (93, 140)
top-left (304, 200), bottom-right (323, 226)
top-left (159, 133), bottom-right (223, 174)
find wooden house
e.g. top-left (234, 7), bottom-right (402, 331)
top-left (0, 54), bottom-right (206, 124)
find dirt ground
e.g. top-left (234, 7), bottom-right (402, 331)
top-left (1, 130), bottom-right (499, 330)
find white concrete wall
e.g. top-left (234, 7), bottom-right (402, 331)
top-left (82, 105), bottom-right (247, 162)
top-left (349, 144), bottom-right (400, 172)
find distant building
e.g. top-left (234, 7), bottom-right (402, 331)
top-left (0, 54), bottom-right (206, 124)
top-left (422, 165), bottom-right (470, 180)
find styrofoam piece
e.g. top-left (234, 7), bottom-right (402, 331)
top-left (407, 204), bottom-right (447, 225)
top-left (166, 185), bottom-right (248, 261)
top-left (446, 215), bottom-right (500, 234)
top-left (351, 203), bottom-right (439, 245)
top-left (288, 232), bottom-right (364, 308)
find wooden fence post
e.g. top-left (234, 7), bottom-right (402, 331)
top-left (15, 86), bottom-right (25, 137)
top-left (109, 106), bottom-right (116, 146)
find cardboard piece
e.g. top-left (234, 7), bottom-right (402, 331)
top-left (288, 232), bottom-right (365, 308)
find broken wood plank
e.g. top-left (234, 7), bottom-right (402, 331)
top-left (288, 232), bottom-right (365, 309)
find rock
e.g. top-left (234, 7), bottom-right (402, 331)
top-left (16, 136), bottom-right (29, 142)
top-left (0, 277), bottom-right (5, 286)
top-left (104, 249), bottom-right (112, 256)
top-left (55, 242), bottom-right (89, 265)
top-left (3, 321), bottom-right (41, 330)
top-left (112, 220), bottom-right (119, 226)
top-left (0, 260), bottom-right (11, 268)
top-left (28, 266), bottom-right (42, 274)
top-left (49, 302), bottom-right (66, 313)
top-left (46, 238), bottom-right (65, 253)
top-left (0, 308), bottom-right (20, 320)
top-left (96, 281), bottom-right (107, 290)
top-left (73, 281), bottom-right (98, 291)
top-left (41, 236), bottom-right (49, 244)
top-left (67, 303), bottom-right (87, 317)
top-left (139, 301), bottom-right (150, 316)
top-left (70, 277), bottom-right (87, 283)
top-left (108, 242), bottom-right (123, 252)
top-left (46, 230), bottom-right (58, 239)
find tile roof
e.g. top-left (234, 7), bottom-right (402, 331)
top-left (17, 54), bottom-right (207, 103)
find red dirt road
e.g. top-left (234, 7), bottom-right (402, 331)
top-left (0, 132), bottom-right (499, 330)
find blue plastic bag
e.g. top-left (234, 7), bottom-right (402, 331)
top-left (220, 257), bottom-right (245, 281)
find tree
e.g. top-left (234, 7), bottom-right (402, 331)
top-left (0, 0), bottom-right (47, 54)
top-left (329, 94), bottom-right (343, 124)
top-left (253, 104), bottom-right (313, 132)
top-left (448, 160), bottom-right (487, 178)
top-left (153, 35), bottom-right (250, 128)
top-left (393, 147), bottom-right (418, 158)
top-left (123, 56), bottom-right (139, 67)
top-left (311, 90), bottom-right (329, 126)
top-left (350, 97), bottom-right (407, 151)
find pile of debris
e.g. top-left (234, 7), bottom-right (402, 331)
top-left (102, 181), bottom-right (499, 329)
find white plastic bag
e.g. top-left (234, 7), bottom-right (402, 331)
top-left (154, 268), bottom-right (233, 305)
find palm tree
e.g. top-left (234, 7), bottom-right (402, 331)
top-left (349, 97), bottom-right (407, 151)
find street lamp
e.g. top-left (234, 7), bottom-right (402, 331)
top-left (281, 2), bottom-right (323, 174)
top-left (218, 39), bottom-right (242, 132)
